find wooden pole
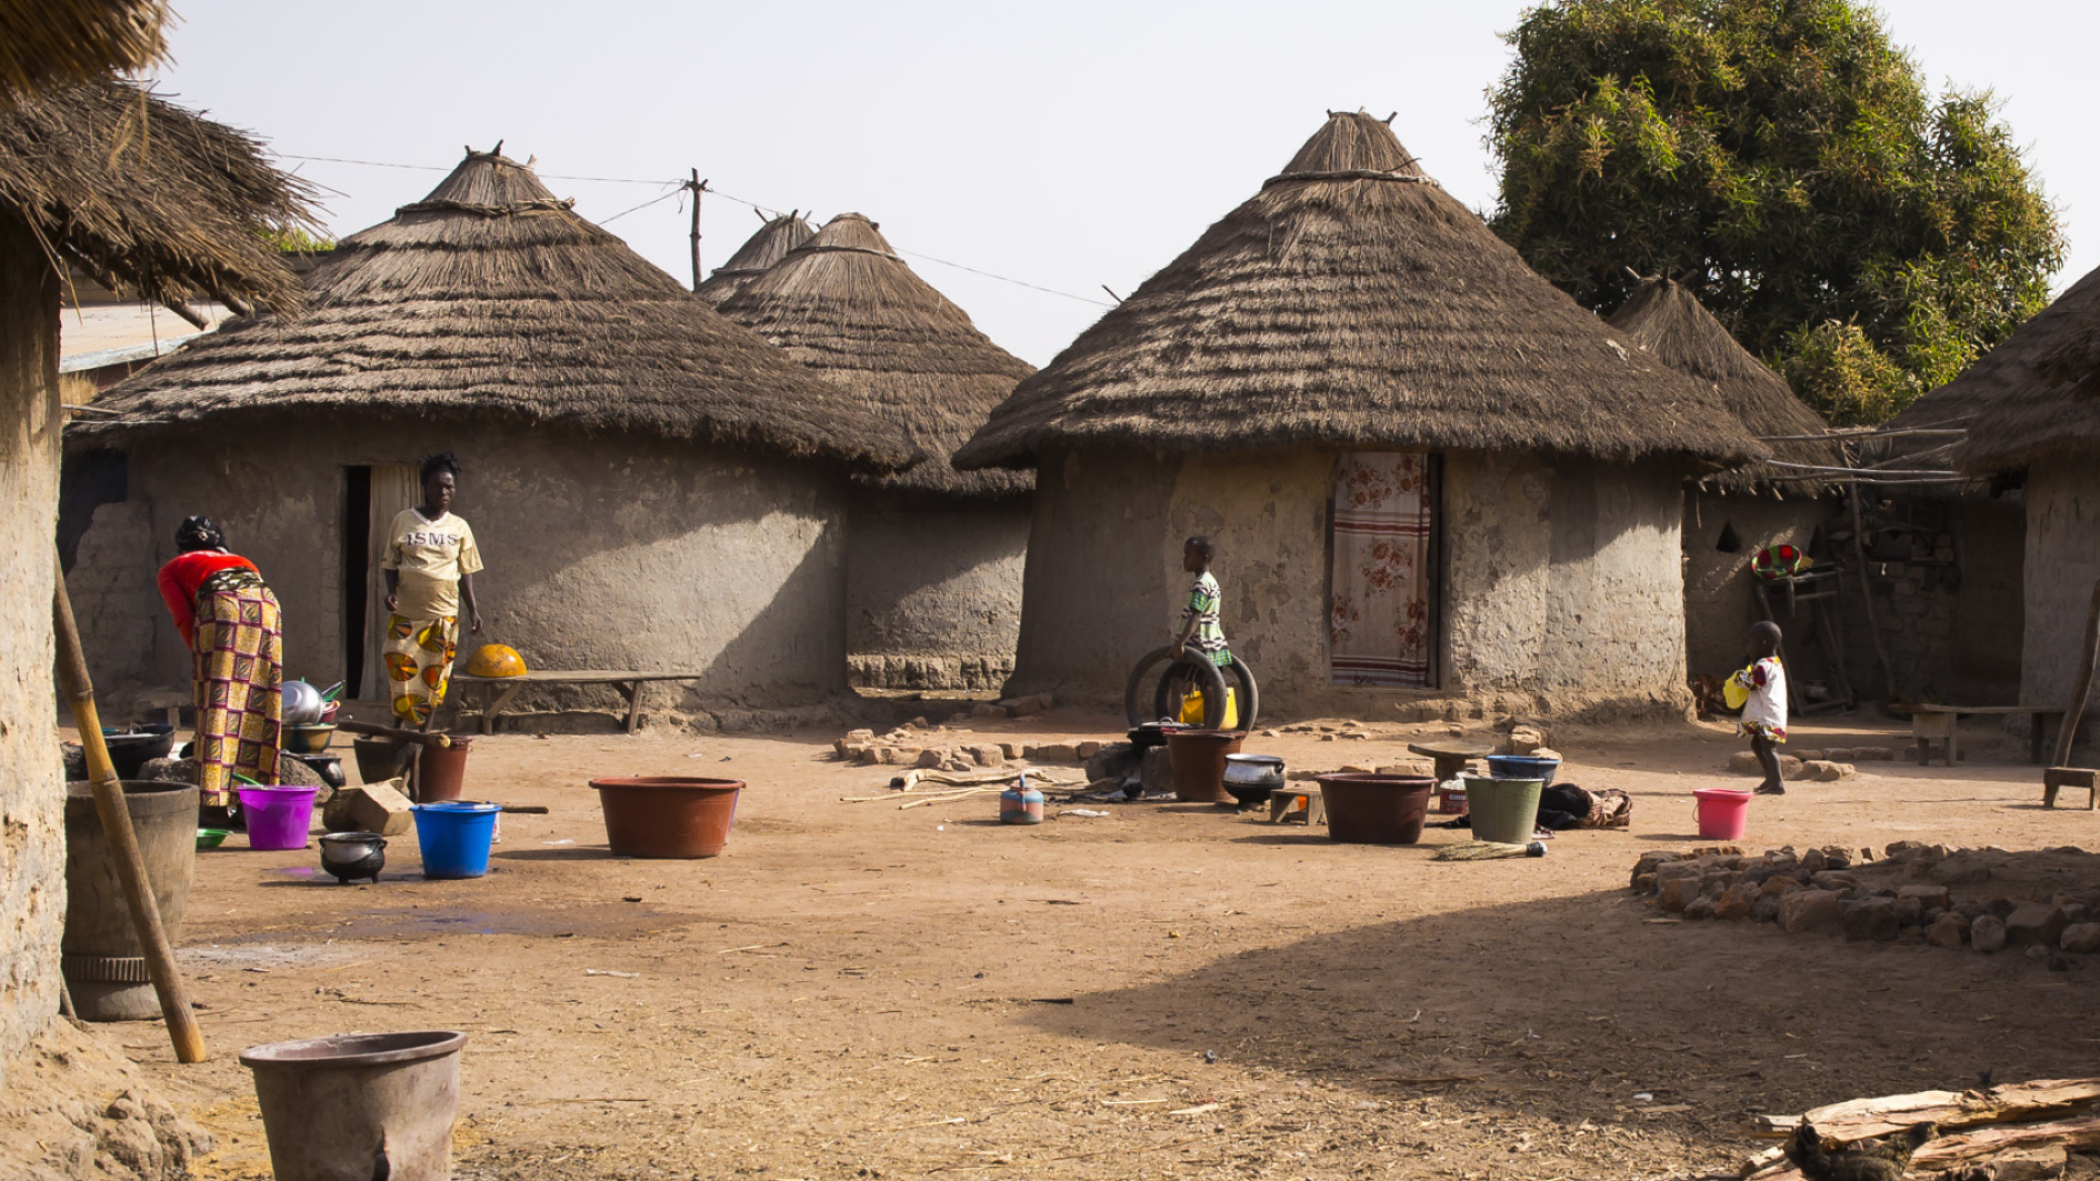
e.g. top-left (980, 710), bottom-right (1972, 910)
top-left (51, 554), bottom-right (206, 1063)
top-left (2050, 579), bottom-right (2100, 768)
top-left (686, 170), bottom-right (708, 293)
top-left (1848, 488), bottom-right (1897, 702)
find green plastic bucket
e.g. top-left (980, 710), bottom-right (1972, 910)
top-left (1464, 776), bottom-right (1543, 845)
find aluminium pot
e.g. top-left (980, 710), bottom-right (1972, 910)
top-left (1222, 754), bottom-right (1285, 806)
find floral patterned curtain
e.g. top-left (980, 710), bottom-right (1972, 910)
top-left (1330, 453), bottom-right (1435, 688)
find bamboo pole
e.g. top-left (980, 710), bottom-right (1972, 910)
top-left (51, 554), bottom-right (206, 1063)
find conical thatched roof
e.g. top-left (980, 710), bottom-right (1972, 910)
top-left (719, 212), bottom-right (1035, 497)
top-left (1, 81), bottom-right (313, 313)
top-left (954, 112), bottom-right (1765, 472)
top-left (1608, 276), bottom-right (1841, 495)
top-left (78, 150), bottom-right (920, 471)
top-left (1948, 263), bottom-right (2100, 474)
top-left (697, 211), bottom-right (814, 307)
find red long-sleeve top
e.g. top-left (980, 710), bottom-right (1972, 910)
top-left (157, 551), bottom-right (258, 647)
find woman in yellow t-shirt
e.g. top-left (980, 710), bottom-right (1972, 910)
top-left (379, 452), bottom-right (485, 726)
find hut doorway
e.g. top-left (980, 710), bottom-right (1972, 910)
top-left (341, 464), bottom-right (420, 698)
top-left (1329, 452), bottom-right (1440, 688)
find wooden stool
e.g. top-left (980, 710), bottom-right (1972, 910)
top-left (1269, 785), bottom-right (1325, 825)
top-left (1407, 741), bottom-right (1491, 782)
top-left (2044, 767), bottom-right (2097, 810)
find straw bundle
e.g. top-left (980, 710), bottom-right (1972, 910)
top-left (955, 112), bottom-right (1764, 472)
top-left (720, 212), bottom-right (1035, 497)
top-left (0, 0), bottom-right (165, 102)
top-left (79, 149), bottom-right (923, 472)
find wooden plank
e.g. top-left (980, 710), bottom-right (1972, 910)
top-left (1744, 1081), bottom-right (2100, 1176)
top-left (1912, 705), bottom-right (2065, 716)
top-left (453, 670), bottom-right (705, 684)
top-left (1749, 1114), bottom-right (2100, 1180)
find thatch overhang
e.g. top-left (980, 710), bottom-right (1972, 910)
top-left (0, 0), bottom-right (165, 102)
top-left (696, 212), bottom-right (814, 307)
top-left (1948, 263), bottom-right (2100, 475)
top-left (1608, 276), bottom-right (1841, 496)
top-left (77, 150), bottom-right (923, 472)
top-left (0, 81), bottom-right (313, 313)
top-left (718, 212), bottom-right (1035, 498)
top-left (954, 112), bottom-right (1766, 474)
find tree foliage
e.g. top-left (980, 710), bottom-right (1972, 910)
top-left (1487, 0), bottom-right (2063, 425)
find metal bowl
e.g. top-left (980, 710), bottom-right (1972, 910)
top-left (281, 680), bottom-right (326, 726)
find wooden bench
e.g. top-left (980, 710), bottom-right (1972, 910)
top-left (450, 670), bottom-right (708, 735)
top-left (1908, 705), bottom-right (2064, 767)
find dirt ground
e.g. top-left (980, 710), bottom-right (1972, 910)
top-left (91, 708), bottom-right (2100, 1180)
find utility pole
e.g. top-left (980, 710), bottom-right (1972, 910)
top-left (684, 169), bottom-right (709, 292)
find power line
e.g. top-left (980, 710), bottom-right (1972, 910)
top-left (274, 151), bottom-right (1114, 308)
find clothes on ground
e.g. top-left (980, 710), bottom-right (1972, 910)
top-left (385, 614), bottom-right (459, 725)
top-left (157, 550), bottom-right (260, 646)
top-left (189, 573), bottom-right (282, 806)
top-left (381, 508), bottom-right (482, 620)
top-left (1180, 571), bottom-right (1232, 667)
top-left (1329, 452), bottom-right (1434, 688)
top-left (1734, 656), bottom-right (1788, 742)
top-left (1536, 784), bottom-right (1632, 831)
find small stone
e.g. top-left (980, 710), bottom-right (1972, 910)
top-left (1659, 877), bottom-right (1701, 913)
top-left (1811, 871), bottom-right (1858, 891)
top-left (1714, 885), bottom-right (1754, 921)
top-left (1897, 883), bottom-right (1952, 910)
top-left (915, 749), bottom-right (945, 769)
top-left (1780, 890), bottom-right (1843, 934)
top-left (1793, 749), bottom-right (1825, 762)
top-left (1001, 742), bottom-right (1025, 760)
top-left (1802, 848), bottom-right (1828, 874)
top-left (1927, 912), bottom-right (1970, 948)
top-left (1824, 747), bottom-right (1855, 761)
top-left (1750, 894), bottom-right (1783, 923)
top-left (2058, 923), bottom-right (2100, 954)
top-left (1684, 896), bottom-right (1717, 921)
top-left (1075, 741), bottom-right (1103, 760)
top-left (1758, 875), bottom-right (1801, 899)
top-left (1971, 914), bottom-right (2008, 953)
top-left (968, 744), bottom-right (1006, 768)
top-left (1895, 896), bottom-right (1924, 927)
top-left (1853, 746), bottom-right (1896, 761)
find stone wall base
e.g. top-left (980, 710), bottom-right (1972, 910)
top-left (848, 653), bottom-right (1015, 692)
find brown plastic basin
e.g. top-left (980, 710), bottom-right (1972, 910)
top-left (590, 777), bottom-right (744, 858)
top-left (1315, 773), bottom-right (1437, 844)
top-left (1164, 730), bottom-right (1245, 803)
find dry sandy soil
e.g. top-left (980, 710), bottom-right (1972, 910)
top-left (85, 708), bottom-right (2100, 1180)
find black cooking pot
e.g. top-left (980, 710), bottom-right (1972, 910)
top-left (319, 832), bottom-right (386, 884)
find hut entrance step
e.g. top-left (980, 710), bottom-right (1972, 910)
top-left (1751, 568), bottom-right (1856, 715)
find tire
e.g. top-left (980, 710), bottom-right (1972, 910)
top-left (1124, 646), bottom-right (1230, 729)
top-left (1153, 655), bottom-right (1260, 731)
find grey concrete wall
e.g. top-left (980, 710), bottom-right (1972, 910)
top-left (1005, 446), bottom-right (1691, 720)
top-left (69, 417), bottom-right (854, 715)
top-left (845, 490), bottom-right (1028, 691)
top-left (0, 210), bottom-right (64, 1079)
top-left (1681, 492), bottom-right (1833, 679)
top-left (2023, 459), bottom-right (2100, 747)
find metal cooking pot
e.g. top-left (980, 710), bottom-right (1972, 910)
top-left (281, 680), bottom-right (325, 726)
top-left (1222, 754), bottom-right (1286, 805)
top-left (318, 832), bottom-right (386, 884)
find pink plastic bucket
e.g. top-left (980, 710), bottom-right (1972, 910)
top-left (238, 786), bottom-right (318, 851)
top-left (1693, 787), bottom-right (1752, 841)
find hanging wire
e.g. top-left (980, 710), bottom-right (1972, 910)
top-left (271, 152), bottom-right (1114, 308)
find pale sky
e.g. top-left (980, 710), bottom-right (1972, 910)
top-left (155, 1), bottom-right (2097, 369)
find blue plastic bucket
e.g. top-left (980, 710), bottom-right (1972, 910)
top-left (1485, 754), bottom-right (1561, 788)
top-left (411, 802), bottom-right (500, 880)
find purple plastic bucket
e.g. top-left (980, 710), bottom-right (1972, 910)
top-left (237, 786), bottom-right (318, 851)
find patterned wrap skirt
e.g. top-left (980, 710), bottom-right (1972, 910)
top-left (385, 614), bottom-right (459, 725)
top-left (190, 570), bottom-right (283, 806)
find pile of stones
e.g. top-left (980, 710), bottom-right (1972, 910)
top-left (1633, 842), bottom-right (2100, 958)
top-left (1723, 744), bottom-right (1895, 782)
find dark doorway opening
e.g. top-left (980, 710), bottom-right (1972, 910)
top-left (342, 466), bottom-right (372, 697)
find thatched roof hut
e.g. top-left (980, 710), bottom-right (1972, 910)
top-left (79, 150), bottom-right (915, 470)
top-left (0, 0), bottom-right (164, 102)
top-left (1607, 276), bottom-right (1840, 494)
top-left (697, 211), bottom-right (814, 307)
top-left (1, 81), bottom-right (312, 313)
top-left (720, 212), bottom-right (1035, 497)
top-left (1948, 263), bottom-right (2100, 474)
top-left (956, 112), bottom-right (1764, 473)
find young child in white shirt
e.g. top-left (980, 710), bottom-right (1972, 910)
top-left (1734, 621), bottom-right (1789, 795)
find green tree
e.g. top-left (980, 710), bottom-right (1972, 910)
top-left (1487, 0), bottom-right (2064, 425)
